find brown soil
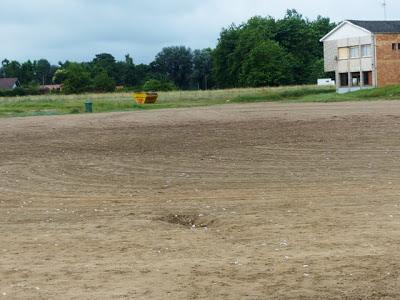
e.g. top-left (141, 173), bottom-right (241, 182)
top-left (1, 101), bottom-right (400, 299)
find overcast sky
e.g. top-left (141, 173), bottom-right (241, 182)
top-left (0, 0), bottom-right (397, 64)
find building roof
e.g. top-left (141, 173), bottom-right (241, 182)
top-left (40, 84), bottom-right (62, 90)
top-left (320, 20), bottom-right (400, 42)
top-left (0, 78), bottom-right (19, 90)
top-left (347, 20), bottom-right (400, 33)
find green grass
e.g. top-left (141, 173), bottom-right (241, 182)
top-left (231, 86), bottom-right (334, 103)
top-left (298, 85), bottom-right (400, 102)
top-left (1, 84), bottom-right (400, 118)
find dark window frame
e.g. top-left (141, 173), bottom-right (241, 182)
top-left (339, 73), bottom-right (349, 87)
top-left (363, 71), bottom-right (373, 86)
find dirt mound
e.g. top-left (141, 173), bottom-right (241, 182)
top-left (159, 214), bottom-right (213, 228)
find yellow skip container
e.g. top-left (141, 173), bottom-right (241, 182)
top-left (133, 92), bottom-right (158, 105)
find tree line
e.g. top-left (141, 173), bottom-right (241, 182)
top-left (0, 10), bottom-right (335, 95)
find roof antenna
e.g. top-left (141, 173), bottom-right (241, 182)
top-left (381, 0), bottom-right (387, 20)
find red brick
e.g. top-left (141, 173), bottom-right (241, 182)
top-left (376, 34), bottom-right (400, 87)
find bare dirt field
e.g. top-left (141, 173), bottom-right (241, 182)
top-left (1, 101), bottom-right (400, 299)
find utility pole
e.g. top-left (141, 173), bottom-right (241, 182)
top-left (382, 0), bottom-right (387, 20)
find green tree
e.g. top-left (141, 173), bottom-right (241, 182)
top-left (53, 69), bottom-right (68, 84)
top-left (213, 17), bottom-right (278, 88)
top-left (35, 59), bottom-right (51, 85)
top-left (20, 60), bottom-right (36, 84)
top-left (152, 46), bottom-right (193, 89)
top-left (1, 59), bottom-right (9, 77)
top-left (1, 59), bottom-right (10, 68)
top-left (2, 60), bottom-right (21, 78)
top-left (274, 10), bottom-right (312, 84)
top-left (92, 53), bottom-right (117, 79)
top-left (125, 54), bottom-right (134, 65)
top-left (192, 48), bottom-right (213, 90)
top-left (93, 71), bottom-right (116, 92)
top-left (122, 64), bottom-right (138, 86)
top-left (212, 24), bottom-right (241, 88)
top-left (307, 58), bottom-right (327, 83)
top-left (213, 10), bottom-right (335, 87)
top-left (134, 64), bottom-right (152, 86)
top-left (233, 17), bottom-right (277, 86)
top-left (240, 40), bottom-right (293, 87)
top-left (0, 10), bottom-right (336, 92)
top-left (62, 63), bottom-right (92, 94)
top-left (114, 61), bottom-right (132, 86)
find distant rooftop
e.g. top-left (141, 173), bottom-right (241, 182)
top-left (0, 78), bottom-right (19, 90)
top-left (348, 20), bottom-right (400, 33)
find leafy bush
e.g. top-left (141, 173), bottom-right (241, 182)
top-left (0, 86), bottom-right (42, 97)
top-left (142, 79), bottom-right (177, 92)
top-left (93, 71), bottom-right (116, 93)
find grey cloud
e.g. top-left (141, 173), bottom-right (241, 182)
top-left (0, 0), bottom-right (398, 64)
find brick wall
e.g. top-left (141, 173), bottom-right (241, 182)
top-left (376, 34), bottom-right (400, 87)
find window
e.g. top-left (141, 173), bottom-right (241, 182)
top-left (351, 72), bottom-right (361, 86)
top-left (338, 47), bottom-right (349, 60)
top-left (339, 73), bottom-right (349, 87)
top-left (363, 71), bottom-right (373, 86)
top-left (350, 46), bottom-right (360, 58)
top-left (391, 43), bottom-right (400, 51)
top-left (361, 44), bottom-right (372, 57)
